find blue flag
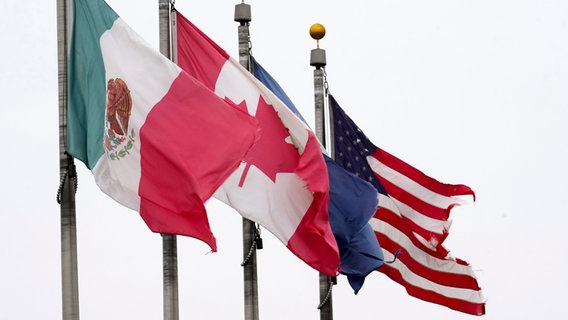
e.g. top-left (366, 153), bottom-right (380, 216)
top-left (252, 57), bottom-right (384, 293)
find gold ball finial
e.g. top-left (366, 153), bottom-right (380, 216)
top-left (310, 23), bottom-right (326, 41)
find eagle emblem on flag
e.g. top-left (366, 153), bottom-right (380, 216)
top-left (106, 78), bottom-right (132, 136)
top-left (104, 78), bottom-right (136, 160)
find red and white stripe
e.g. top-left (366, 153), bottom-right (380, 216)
top-left (369, 148), bottom-right (485, 315)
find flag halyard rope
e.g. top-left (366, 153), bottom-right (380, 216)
top-left (241, 224), bottom-right (262, 266)
top-left (57, 153), bottom-right (78, 204)
top-left (317, 277), bottom-right (334, 309)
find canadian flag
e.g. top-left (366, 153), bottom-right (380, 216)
top-left (174, 10), bottom-right (340, 276)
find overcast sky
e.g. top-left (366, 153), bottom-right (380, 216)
top-left (2, 0), bottom-right (568, 319)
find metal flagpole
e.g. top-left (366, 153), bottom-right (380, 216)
top-left (234, 3), bottom-right (260, 320)
top-left (57, 0), bottom-right (80, 319)
top-left (310, 23), bottom-right (335, 320)
top-left (159, 1), bottom-right (179, 320)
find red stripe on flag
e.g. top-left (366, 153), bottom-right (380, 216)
top-left (138, 71), bottom-right (258, 251)
top-left (400, 214), bottom-right (448, 249)
top-left (372, 207), bottom-right (484, 314)
top-left (375, 147), bottom-right (476, 200)
top-left (285, 131), bottom-right (340, 276)
top-left (287, 192), bottom-right (339, 277)
top-left (377, 175), bottom-right (452, 221)
top-left (175, 11), bottom-right (229, 91)
top-left (376, 232), bottom-right (480, 290)
top-left (379, 264), bottom-right (485, 316)
top-left (376, 208), bottom-right (450, 258)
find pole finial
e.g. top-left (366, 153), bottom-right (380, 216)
top-left (309, 23), bottom-right (326, 48)
top-left (309, 23), bottom-right (326, 68)
top-left (234, 3), bottom-right (251, 24)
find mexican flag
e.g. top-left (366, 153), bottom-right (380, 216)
top-left (67, 0), bottom-right (259, 251)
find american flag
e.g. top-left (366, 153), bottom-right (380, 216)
top-left (330, 94), bottom-right (485, 315)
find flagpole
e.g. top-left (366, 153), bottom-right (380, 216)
top-left (159, 1), bottom-right (179, 320)
top-left (57, 0), bottom-right (80, 319)
top-left (310, 23), bottom-right (335, 320)
top-left (234, 3), bottom-right (261, 320)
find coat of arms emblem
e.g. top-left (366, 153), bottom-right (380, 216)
top-left (104, 78), bottom-right (136, 160)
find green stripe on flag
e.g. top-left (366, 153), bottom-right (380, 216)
top-left (67, 0), bottom-right (119, 169)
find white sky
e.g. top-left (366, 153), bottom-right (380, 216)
top-left (2, 0), bottom-right (567, 319)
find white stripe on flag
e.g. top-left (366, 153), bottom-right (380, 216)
top-left (381, 250), bottom-right (485, 304)
top-left (370, 217), bottom-right (476, 278)
top-left (367, 156), bottom-right (469, 209)
top-left (93, 18), bottom-right (182, 211)
top-left (391, 196), bottom-right (451, 235)
top-left (378, 194), bottom-right (450, 237)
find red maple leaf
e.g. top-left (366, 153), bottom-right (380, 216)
top-left (238, 95), bottom-right (299, 187)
